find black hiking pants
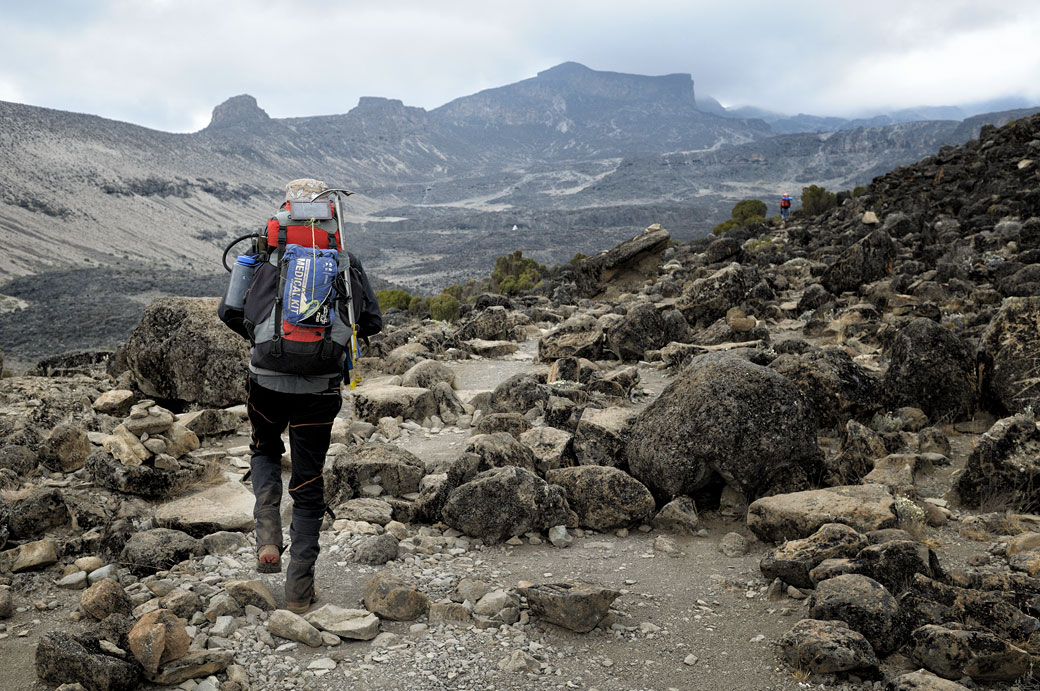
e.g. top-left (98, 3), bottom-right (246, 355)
top-left (246, 377), bottom-right (341, 566)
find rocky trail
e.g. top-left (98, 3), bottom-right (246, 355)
top-left (3, 114), bottom-right (1040, 691)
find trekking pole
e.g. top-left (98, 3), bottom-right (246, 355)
top-left (316, 188), bottom-right (361, 388)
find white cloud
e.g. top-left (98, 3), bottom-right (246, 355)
top-left (0, 0), bottom-right (1038, 130)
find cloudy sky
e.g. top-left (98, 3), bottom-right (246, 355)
top-left (2, 1), bottom-right (1039, 132)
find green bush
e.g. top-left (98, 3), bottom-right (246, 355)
top-left (801, 185), bottom-right (838, 216)
top-left (429, 293), bottom-right (460, 322)
top-left (732, 199), bottom-right (768, 225)
top-left (375, 288), bottom-right (411, 311)
top-left (569, 252), bottom-right (588, 265)
top-left (408, 296), bottom-right (427, 315)
top-left (713, 218), bottom-right (740, 236)
top-left (852, 186), bottom-right (867, 197)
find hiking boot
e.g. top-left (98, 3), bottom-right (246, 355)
top-left (257, 544), bottom-right (282, 574)
top-left (285, 560), bottom-right (317, 614)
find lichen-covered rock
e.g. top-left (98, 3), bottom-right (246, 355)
top-left (955, 414), bottom-right (1040, 511)
top-left (519, 582), bottom-right (620, 633)
top-left (125, 297), bottom-right (248, 407)
top-left (490, 374), bottom-right (551, 415)
top-left (85, 450), bottom-right (208, 498)
top-left (8, 487), bottom-right (68, 539)
top-left (325, 442), bottom-right (425, 506)
top-left (778, 619), bottom-right (880, 676)
top-left (747, 484), bottom-right (898, 543)
top-left (463, 433), bottom-right (538, 474)
top-left (35, 631), bottom-right (139, 691)
top-left (352, 385), bottom-right (437, 424)
top-left (519, 427), bottom-right (574, 474)
top-left (603, 303), bottom-right (669, 361)
top-left (809, 574), bottom-right (902, 654)
top-left (826, 419), bottom-right (888, 485)
top-left (119, 528), bottom-right (201, 576)
top-left (545, 466), bottom-right (655, 530)
top-left (627, 354), bottom-right (823, 502)
top-left (441, 466), bottom-right (576, 543)
top-left (978, 296), bottom-right (1040, 414)
top-left (573, 406), bottom-right (635, 469)
top-left (474, 412), bottom-right (531, 439)
top-left (40, 424), bottom-right (91, 472)
top-left (854, 540), bottom-right (944, 595)
top-left (882, 318), bottom-right (977, 422)
top-left (821, 228), bottom-right (897, 294)
top-left (769, 348), bottom-right (881, 429)
top-left (760, 523), bottom-right (869, 589)
top-left (401, 359), bottom-right (456, 389)
top-left (678, 263), bottom-right (761, 328)
top-left (362, 572), bottom-right (429, 621)
top-left (909, 624), bottom-right (1033, 683)
top-left (538, 315), bottom-right (604, 362)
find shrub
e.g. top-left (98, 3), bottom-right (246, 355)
top-left (569, 252), bottom-right (587, 265)
top-left (732, 199), bottom-right (767, 225)
top-left (429, 293), bottom-right (460, 322)
top-left (713, 218), bottom-right (740, 236)
top-left (801, 185), bottom-right (837, 216)
top-left (408, 295), bottom-right (427, 315)
top-left (376, 289), bottom-right (411, 311)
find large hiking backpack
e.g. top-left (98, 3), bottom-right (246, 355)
top-left (242, 202), bottom-right (361, 377)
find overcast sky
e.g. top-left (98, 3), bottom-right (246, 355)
top-left (2, 1), bottom-right (1039, 133)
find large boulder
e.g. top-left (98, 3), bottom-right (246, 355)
top-left (325, 443), bottom-right (426, 506)
top-left (978, 297), bottom-right (1040, 415)
top-left (747, 484), bottom-right (898, 543)
top-left (572, 226), bottom-right (670, 297)
top-left (768, 348), bottom-right (881, 429)
top-left (909, 625), bottom-right (1033, 683)
top-left (490, 374), bottom-right (551, 415)
top-left (85, 450), bottom-right (209, 499)
top-left (125, 297), bottom-right (248, 407)
top-left (678, 263), bottom-right (761, 328)
top-left (809, 574), bottom-right (902, 654)
top-left (955, 414), bottom-right (1040, 511)
top-left (778, 619), bottom-right (880, 677)
top-left (441, 466), bottom-right (576, 543)
top-left (352, 385), bottom-right (437, 423)
top-left (545, 466), bottom-right (655, 530)
top-left (760, 523), bottom-right (869, 589)
top-left (153, 483), bottom-right (255, 537)
top-left (538, 315), bottom-right (604, 362)
top-left (603, 303), bottom-right (669, 361)
top-left (463, 433), bottom-right (537, 474)
top-left (454, 306), bottom-right (512, 341)
top-left (626, 354), bottom-right (823, 502)
top-left (882, 318), bottom-right (977, 422)
top-left (821, 228), bottom-right (897, 294)
top-left (401, 359), bottom-right (456, 390)
top-left (519, 427), bottom-right (574, 475)
top-left (573, 406), bottom-right (636, 469)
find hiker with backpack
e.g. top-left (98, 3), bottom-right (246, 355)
top-left (218, 178), bottom-right (382, 613)
top-left (780, 194), bottom-right (793, 220)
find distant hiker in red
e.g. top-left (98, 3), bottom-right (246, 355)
top-left (218, 178), bottom-right (382, 613)
top-left (780, 194), bottom-right (793, 220)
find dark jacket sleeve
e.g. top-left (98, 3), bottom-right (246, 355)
top-left (347, 253), bottom-right (383, 339)
top-left (217, 296), bottom-right (251, 341)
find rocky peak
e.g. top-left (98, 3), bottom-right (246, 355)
top-left (206, 94), bottom-right (270, 129)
